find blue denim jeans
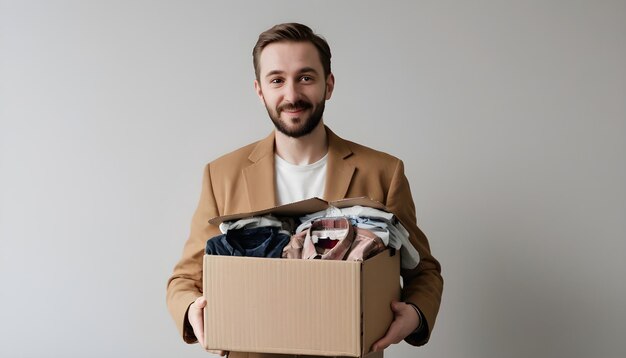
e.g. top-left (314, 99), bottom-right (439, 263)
top-left (205, 226), bottom-right (291, 258)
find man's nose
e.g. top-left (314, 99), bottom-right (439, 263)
top-left (283, 81), bottom-right (300, 103)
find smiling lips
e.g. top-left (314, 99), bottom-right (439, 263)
top-left (278, 100), bottom-right (312, 115)
top-left (283, 108), bottom-right (305, 115)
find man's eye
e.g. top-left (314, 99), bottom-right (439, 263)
top-left (270, 78), bottom-right (283, 84)
top-left (300, 76), bottom-right (312, 82)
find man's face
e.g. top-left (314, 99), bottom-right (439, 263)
top-left (254, 41), bottom-right (334, 138)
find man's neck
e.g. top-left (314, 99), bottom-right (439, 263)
top-left (274, 121), bottom-right (328, 165)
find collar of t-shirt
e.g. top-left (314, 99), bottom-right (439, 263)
top-left (274, 153), bottom-right (328, 206)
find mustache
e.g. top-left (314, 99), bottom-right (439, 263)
top-left (278, 100), bottom-right (312, 113)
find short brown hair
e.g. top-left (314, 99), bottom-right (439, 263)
top-left (253, 23), bottom-right (331, 81)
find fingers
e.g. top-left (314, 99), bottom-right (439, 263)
top-left (371, 337), bottom-right (388, 352)
top-left (189, 296), bottom-right (206, 348)
top-left (390, 301), bottom-right (400, 313)
top-left (195, 296), bottom-right (207, 308)
top-left (371, 334), bottom-right (391, 351)
top-left (371, 318), bottom-right (401, 351)
top-left (371, 301), bottom-right (417, 352)
top-left (206, 349), bottom-right (228, 356)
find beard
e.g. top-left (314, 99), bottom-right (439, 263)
top-left (265, 96), bottom-right (326, 138)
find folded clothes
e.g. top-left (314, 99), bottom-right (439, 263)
top-left (205, 226), bottom-right (290, 258)
top-left (208, 205), bottom-right (417, 268)
top-left (219, 215), bottom-right (294, 236)
top-left (283, 217), bottom-right (385, 261)
top-left (296, 205), bottom-right (420, 269)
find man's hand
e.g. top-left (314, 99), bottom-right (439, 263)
top-left (188, 296), bottom-right (228, 356)
top-left (371, 301), bottom-right (420, 352)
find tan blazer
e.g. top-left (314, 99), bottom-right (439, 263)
top-left (166, 126), bottom-right (443, 353)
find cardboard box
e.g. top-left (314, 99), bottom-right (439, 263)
top-left (203, 198), bottom-right (402, 357)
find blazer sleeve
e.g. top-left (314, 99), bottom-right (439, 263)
top-left (166, 163), bottom-right (222, 343)
top-left (385, 159), bottom-right (443, 346)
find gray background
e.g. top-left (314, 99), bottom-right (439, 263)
top-left (1, 1), bottom-right (625, 357)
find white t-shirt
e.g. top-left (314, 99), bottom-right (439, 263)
top-left (274, 153), bottom-right (328, 205)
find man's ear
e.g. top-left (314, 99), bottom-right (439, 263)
top-left (254, 80), bottom-right (264, 103)
top-left (325, 73), bottom-right (335, 100)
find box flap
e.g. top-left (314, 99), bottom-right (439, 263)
top-left (204, 255), bottom-right (363, 356)
top-left (208, 196), bottom-right (388, 225)
top-left (208, 197), bottom-right (329, 225)
top-left (361, 250), bottom-right (401, 355)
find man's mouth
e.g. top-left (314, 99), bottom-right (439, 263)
top-left (282, 108), bottom-right (305, 114)
top-left (279, 101), bottom-right (312, 115)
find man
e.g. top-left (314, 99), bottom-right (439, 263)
top-left (166, 23), bottom-right (443, 357)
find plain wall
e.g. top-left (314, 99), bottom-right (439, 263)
top-left (1, 1), bottom-right (625, 357)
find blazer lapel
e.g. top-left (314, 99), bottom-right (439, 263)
top-left (243, 131), bottom-right (277, 211)
top-left (323, 127), bottom-right (356, 201)
top-left (243, 126), bottom-right (356, 209)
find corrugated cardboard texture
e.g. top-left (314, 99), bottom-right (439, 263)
top-left (361, 250), bottom-right (401, 355)
top-left (203, 197), bottom-right (400, 357)
top-left (204, 256), bottom-right (362, 356)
